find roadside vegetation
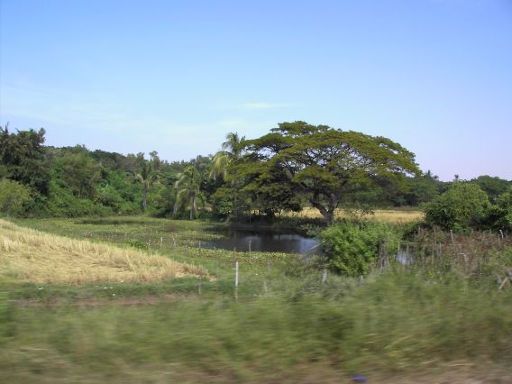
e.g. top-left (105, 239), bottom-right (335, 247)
top-left (1, 122), bottom-right (512, 382)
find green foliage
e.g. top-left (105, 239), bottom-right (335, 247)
top-left (0, 125), bottom-right (50, 195)
top-left (487, 188), bottom-right (512, 231)
top-left (174, 159), bottom-right (208, 219)
top-left (211, 186), bottom-right (235, 218)
top-left (243, 121), bottom-right (420, 223)
top-left (46, 181), bottom-right (111, 217)
top-left (496, 189), bottom-right (512, 230)
top-left (472, 175), bottom-right (511, 203)
top-left (0, 179), bottom-right (32, 216)
top-left (320, 221), bottom-right (402, 276)
top-left (52, 148), bottom-right (101, 199)
top-left (424, 182), bottom-right (491, 231)
top-left (134, 151), bottom-right (161, 211)
top-left (394, 170), bottom-right (440, 206)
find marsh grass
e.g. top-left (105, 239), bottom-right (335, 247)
top-left (0, 219), bottom-right (206, 284)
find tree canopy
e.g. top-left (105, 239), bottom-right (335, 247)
top-left (241, 121), bottom-right (420, 223)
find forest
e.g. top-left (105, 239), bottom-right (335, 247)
top-left (1, 122), bottom-right (510, 225)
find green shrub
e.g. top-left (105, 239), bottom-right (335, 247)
top-left (320, 221), bottom-right (402, 276)
top-left (494, 188), bottom-right (512, 231)
top-left (46, 182), bottom-right (111, 217)
top-left (0, 179), bottom-right (32, 216)
top-left (424, 182), bottom-right (490, 231)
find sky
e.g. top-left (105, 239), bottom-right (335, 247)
top-left (0, 0), bottom-right (511, 181)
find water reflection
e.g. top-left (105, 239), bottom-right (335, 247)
top-left (205, 229), bottom-right (319, 254)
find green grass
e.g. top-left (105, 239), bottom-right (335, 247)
top-left (7, 216), bottom-right (297, 299)
top-left (1, 271), bottom-right (512, 383)
top-left (1, 216), bottom-right (512, 382)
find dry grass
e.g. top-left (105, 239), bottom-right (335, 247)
top-left (0, 219), bottom-right (206, 284)
top-left (285, 207), bottom-right (424, 223)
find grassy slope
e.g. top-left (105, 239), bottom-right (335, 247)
top-left (1, 215), bottom-right (512, 383)
top-left (0, 219), bottom-right (206, 284)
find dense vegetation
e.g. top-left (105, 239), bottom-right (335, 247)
top-left (1, 122), bottom-right (512, 382)
top-left (4, 122), bottom-right (509, 222)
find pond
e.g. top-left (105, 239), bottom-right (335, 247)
top-left (204, 228), bottom-right (320, 254)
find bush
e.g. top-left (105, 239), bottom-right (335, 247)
top-left (0, 179), bottom-right (32, 216)
top-left (494, 188), bottom-right (512, 231)
top-left (46, 182), bottom-right (111, 217)
top-left (424, 182), bottom-right (490, 231)
top-left (320, 221), bottom-right (402, 276)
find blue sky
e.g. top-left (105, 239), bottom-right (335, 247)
top-left (1, 0), bottom-right (511, 180)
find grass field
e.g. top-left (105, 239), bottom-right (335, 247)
top-left (0, 219), bottom-right (206, 284)
top-left (284, 207), bottom-right (424, 223)
top-left (1, 215), bottom-right (511, 383)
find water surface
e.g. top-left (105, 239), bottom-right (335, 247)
top-left (205, 228), bottom-right (319, 254)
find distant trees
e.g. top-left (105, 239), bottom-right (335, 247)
top-left (210, 133), bottom-right (247, 218)
top-left (135, 151), bottom-right (160, 211)
top-left (472, 175), bottom-right (511, 203)
top-left (174, 161), bottom-right (207, 219)
top-left (52, 147), bottom-right (101, 199)
top-left (1, 122), bottom-right (509, 222)
top-left (0, 125), bottom-right (50, 196)
top-left (424, 182), bottom-right (512, 232)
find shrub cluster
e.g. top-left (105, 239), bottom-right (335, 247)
top-left (320, 221), bottom-right (402, 276)
top-left (424, 182), bottom-right (512, 232)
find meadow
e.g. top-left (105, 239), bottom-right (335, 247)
top-left (284, 207), bottom-right (424, 223)
top-left (1, 212), bottom-right (511, 383)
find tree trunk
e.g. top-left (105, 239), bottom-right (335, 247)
top-left (142, 185), bottom-right (148, 212)
top-left (309, 193), bottom-right (338, 225)
top-left (324, 209), bottom-right (335, 225)
top-left (190, 195), bottom-right (197, 220)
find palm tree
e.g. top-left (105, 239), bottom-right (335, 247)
top-left (210, 132), bottom-right (245, 180)
top-left (174, 164), bottom-right (205, 219)
top-left (209, 132), bottom-right (246, 218)
top-left (135, 152), bottom-right (159, 211)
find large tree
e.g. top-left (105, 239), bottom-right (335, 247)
top-left (0, 125), bottom-right (50, 195)
top-left (243, 121), bottom-right (420, 223)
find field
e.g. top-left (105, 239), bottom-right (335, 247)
top-left (1, 214), bottom-right (511, 383)
top-left (284, 207), bottom-right (424, 223)
top-left (0, 219), bottom-right (205, 284)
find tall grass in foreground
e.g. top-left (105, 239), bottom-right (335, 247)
top-left (1, 270), bottom-right (511, 383)
top-left (0, 219), bottom-right (206, 284)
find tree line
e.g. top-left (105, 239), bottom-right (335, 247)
top-left (1, 122), bottom-right (510, 223)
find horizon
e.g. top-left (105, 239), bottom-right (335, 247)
top-left (1, 0), bottom-right (511, 181)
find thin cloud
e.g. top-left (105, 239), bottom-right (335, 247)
top-left (241, 101), bottom-right (291, 110)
